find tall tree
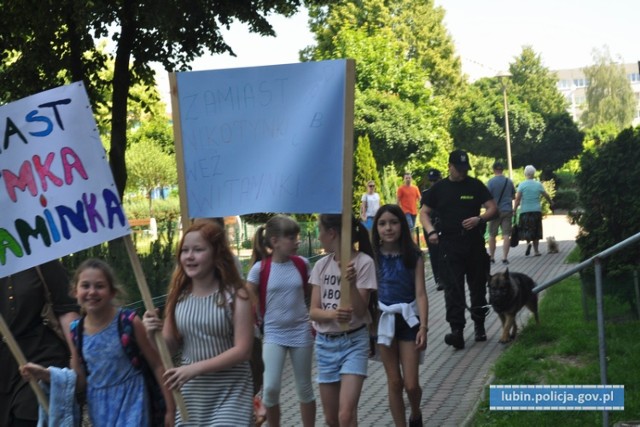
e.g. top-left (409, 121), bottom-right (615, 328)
top-left (509, 46), bottom-right (567, 116)
top-left (353, 134), bottom-right (382, 213)
top-left (450, 78), bottom-right (546, 165)
top-left (390, 0), bottom-right (465, 100)
top-left (0, 0), bottom-right (329, 197)
top-left (581, 46), bottom-right (636, 131)
top-left (304, 0), bottom-right (463, 98)
top-left (126, 136), bottom-right (177, 215)
top-left (450, 47), bottom-right (583, 177)
top-left (303, 0), bottom-right (454, 172)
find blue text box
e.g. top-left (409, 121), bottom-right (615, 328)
top-left (490, 385), bottom-right (624, 410)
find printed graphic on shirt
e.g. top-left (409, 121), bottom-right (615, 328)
top-left (320, 271), bottom-right (342, 311)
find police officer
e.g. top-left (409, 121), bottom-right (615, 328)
top-left (420, 150), bottom-right (497, 349)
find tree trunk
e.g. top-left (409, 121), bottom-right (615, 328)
top-left (109, 2), bottom-right (137, 198)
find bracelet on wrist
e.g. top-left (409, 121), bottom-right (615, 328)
top-left (428, 230), bottom-right (438, 237)
top-left (419, 325), bottom-right (428, 331)
top-left (477, 216), bottom-right (485, 224)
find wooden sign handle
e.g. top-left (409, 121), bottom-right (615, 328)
top-left (123, 235), bottom-right (189, 421)
top-left (338, 60), bottom-right (356, 329)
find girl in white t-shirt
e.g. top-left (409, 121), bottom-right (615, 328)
top-left (247, 215), bottom-right (315, 427)
top-left (309, 214), bottom-right (377, 427)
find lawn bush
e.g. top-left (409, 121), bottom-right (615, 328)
top-left (572, 127), bottom-right (640, 277)
top-left (553, 188), bottom-right (579, 211)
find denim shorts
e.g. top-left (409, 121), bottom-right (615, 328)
top-left (315, 325), bottom-right (369, 383)
top-left (394, 313), bottom-right (419, 342)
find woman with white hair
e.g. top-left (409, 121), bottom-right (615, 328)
top-left (513, 165), bottom-right (553, 256)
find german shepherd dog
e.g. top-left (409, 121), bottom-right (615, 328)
top-left (488, 269), bottom-right (540, 343)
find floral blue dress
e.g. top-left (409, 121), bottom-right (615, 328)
top-left (79, 314), bottom-right (149, 426)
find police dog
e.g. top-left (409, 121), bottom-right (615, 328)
top-left (488, 269), bottom-right (539, 343)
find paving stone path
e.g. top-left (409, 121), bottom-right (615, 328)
top-left (276, 214), bottom-right (579, 426)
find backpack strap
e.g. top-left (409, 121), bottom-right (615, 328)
top-left (117, 308), bottom-right (142, 369)
top-left (117, 309), bottom-right (167, 426)
top-left (258, 255), bottom-right (308, 319)
top-left (70, 317), bottom-right (89, 375)
top-left (289, 255), bottom-right (308, 283)
top-left (258, 257), bottom-right (273, 321)
top-left (289, 255), bottom-right (309, 301)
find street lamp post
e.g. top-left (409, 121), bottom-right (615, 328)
top-left (498, 72), bottom-right (513, 179)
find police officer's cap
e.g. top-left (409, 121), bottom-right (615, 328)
top-left (427, 169), bottom-right (441, 181)
top-left (449, 149), bottom-right (471, 172)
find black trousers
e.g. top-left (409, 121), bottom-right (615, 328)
top-left (424, 228), bottom-right (441, 284)
top-left (438, 235), bottom-right (490, 329)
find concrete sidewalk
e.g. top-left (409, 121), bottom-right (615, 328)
top-left (277, 214), bottom-right (579, 426)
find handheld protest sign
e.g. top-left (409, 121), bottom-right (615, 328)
top-left (0, 81), bottom-right (130, 276)
top-left (168, 72), bottom-right (191, 234)
top-left (123, 236), bottom-right (189, 421)
top-left (0, 81), bottom-right (186, 417)
top-left (0, 314), bottom-right (49, 413)
top-left (0, 81), bottom-right (131, 414)
top-left (170, 59), bottom-right (356, 324)
top-left (169, 59), bottom-right (353, 219)
top-left (338, 61), bottom-right (356, 326)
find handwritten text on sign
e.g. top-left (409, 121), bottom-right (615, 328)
top-left (176, 60), bottom-right (348, 217)
top-left (0, 82), bottom-right (130, 277)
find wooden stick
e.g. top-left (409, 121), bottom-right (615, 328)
top-left (0, 313), bottom-right (49, 414)
top-left (123, 235), bottom-right (189, 421)
top-left (339, 60), bottom-right (357, 329)
top-left (169, 72), bottom-right (192, 233)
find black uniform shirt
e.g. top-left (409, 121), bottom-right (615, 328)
top-left (424, 176), bottom-right (492, 239)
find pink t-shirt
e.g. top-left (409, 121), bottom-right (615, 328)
top-left (309, 252), bottom-right (377, 334)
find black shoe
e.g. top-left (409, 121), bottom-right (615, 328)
top-left (502, 259), bottom-right (509, 265)
top-left (490, 258), bottom-right (495, 264)
top-left (436, 282), bottom-right (444, 291)
top-left (474, 323), bottom-right (487, 342)
top-left (409, 414), bottom-right (423, 427)
top-left (444, 329), bottom-right (464, 349)
top-left (525, 243), bottom-right (532, 256)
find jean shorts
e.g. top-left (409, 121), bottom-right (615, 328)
top-left (394, 313), bottom-right (420, 341)
top-left (315, 325), bottom-right (369, 383)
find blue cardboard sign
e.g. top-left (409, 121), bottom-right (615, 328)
top-left (175, 60), bottom-right (349, 217)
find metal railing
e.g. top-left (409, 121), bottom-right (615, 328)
top-left (532, 231), bottom-right (640, 427)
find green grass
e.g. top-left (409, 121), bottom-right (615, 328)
top-left (470, 275), bottom-right (640, 426)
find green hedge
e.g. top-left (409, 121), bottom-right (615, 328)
top-left (553, 188), bottom-right (579, 210)
top-left (573, 127), bottom-right (640, 276)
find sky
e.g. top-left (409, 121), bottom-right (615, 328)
top-left (434, 0), bottom-right (639, 79)
top-left (157, 0), bottom-right (639, 101)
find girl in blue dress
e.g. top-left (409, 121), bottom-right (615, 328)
top-left (22, 258), bottom-right (175, 426)
top-left (372, 204), bottom-right (429, 427)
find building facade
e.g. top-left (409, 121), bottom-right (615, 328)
top-left (555, 63), bottom-right (640, 127)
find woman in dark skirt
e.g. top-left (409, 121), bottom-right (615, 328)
top-left (513, 165), bottom-right (553, 257)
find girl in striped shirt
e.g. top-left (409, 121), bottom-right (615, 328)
top-left (143, 219), bottom-right (254, 426)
